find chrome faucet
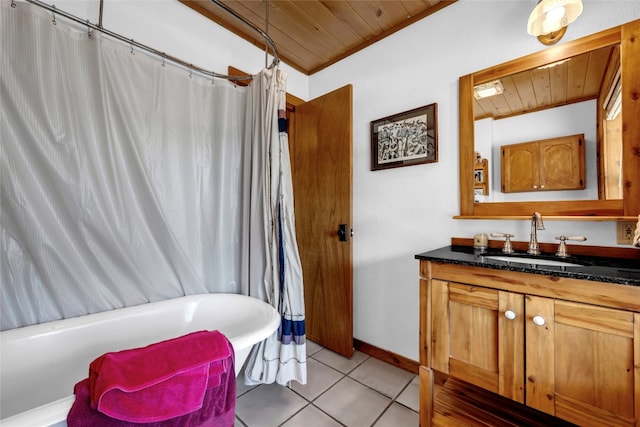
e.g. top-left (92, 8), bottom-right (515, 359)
top-left (555, 235), bottom-right (587, 257)
top-left (527, 212), bottom-right (545, 255)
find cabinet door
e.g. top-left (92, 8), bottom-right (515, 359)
top-left (498, 291), bottom-right (525, 402)
top-left (553, 300), bottom-right (637, 426)
top-left (436, 282), bottom-right (524, 402)
top-left (501, 141), bottom-right (539, 192)
top-left (524, 296), bottom-right (555, 414)
top-left (539, 136), bottom-right (585, 191)
top-left (526, 297), bottom-right (638, 425)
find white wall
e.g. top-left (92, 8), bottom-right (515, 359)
top-left (309, 0), bottom-right (640, 360)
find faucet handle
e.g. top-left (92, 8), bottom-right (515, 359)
top-left (554, 235), bottom-right (587, 257)
top-left (491, 232), bottom-right (515, 254)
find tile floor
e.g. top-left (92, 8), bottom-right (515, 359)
top-left (234, 341), bottom-right (419, 427)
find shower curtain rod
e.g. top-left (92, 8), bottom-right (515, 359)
top-left (22, 0), bottom-right (280, 81)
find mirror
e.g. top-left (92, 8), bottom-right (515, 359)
top-left (474, 45), bottom-right (617, 203)
top-left (458, 19), bottom-right (640, 219)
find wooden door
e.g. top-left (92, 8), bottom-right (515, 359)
top-left (291, 85), bottom-right (353, 357)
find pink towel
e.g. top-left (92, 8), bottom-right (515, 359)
top-left (87, 330), bottom-right (232, 423)
top-left (67, 359), bottom-right (236, 427)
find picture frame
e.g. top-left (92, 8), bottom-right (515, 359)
top-left (370, 103), bottom-right (438, 171)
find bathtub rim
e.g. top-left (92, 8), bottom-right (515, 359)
top-left (1, 293), bottom-right (279, 346)
top-left (1, 396), bottom-right (75, 427)
top-left (1, 292), bottom-right (280, 427)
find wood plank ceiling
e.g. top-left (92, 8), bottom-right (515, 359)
top-left (180, 0), bottom-right (457, 75)
top-left (474, 45), bottom-right (617, 120)
top-left (179, 1), bottom-right (615, 120)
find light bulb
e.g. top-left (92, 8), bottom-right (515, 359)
top-left (542, 5), bottom-right (567, 34)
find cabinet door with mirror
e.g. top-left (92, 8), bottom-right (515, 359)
top-left (458, 19), bottom-right (640, 219)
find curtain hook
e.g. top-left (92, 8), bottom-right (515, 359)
top-left (86, 20), bottom-right (92, 39)
top-left (160, 53), bottom-right (166, 68)
top-left (51, 5), bottom-right (57, 25)
top-left (11, 0), bottom-right (16, 8)
top-left (130, 39), bottom-right (135, 55)
top-left (188, 64), bottom-right (193, 79)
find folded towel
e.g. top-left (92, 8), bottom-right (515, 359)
top-left (67, 356), bottom-right (235, 427)
top-left (87, 330), bottom-right (232, 423)
top-left (634, 215), bottom-right (640, 248)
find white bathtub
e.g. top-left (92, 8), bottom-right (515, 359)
top-left (0, 293), bottom-right (280, 427)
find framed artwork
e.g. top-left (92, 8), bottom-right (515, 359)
top-left (370, 103), bottom-right (438, 171)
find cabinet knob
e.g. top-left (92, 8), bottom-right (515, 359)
top-left (504, 310), bottom-right (517, 320)
top-left (532, 315), bottom-right (546, 326)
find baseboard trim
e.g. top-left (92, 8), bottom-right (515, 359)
top-left (353, 339), bottom-right (419, 374)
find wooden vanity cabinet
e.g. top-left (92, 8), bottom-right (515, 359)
top-left (501, 134), bottom-right (585, 193)
top-left (420, 261), bottom-right (640, 427)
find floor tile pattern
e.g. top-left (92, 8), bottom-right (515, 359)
top-left (234, 341), bottom-right (418, 426)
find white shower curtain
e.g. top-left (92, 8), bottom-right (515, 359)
top-left (1, 1), bottom-right (305, 384)
top-left (242, 69), bottom-right (307, 385)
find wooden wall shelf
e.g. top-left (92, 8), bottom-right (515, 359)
top-left (474, 158), bottom-right (488, 196)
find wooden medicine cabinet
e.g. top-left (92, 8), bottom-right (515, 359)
top-left (501, 134), bottom-right (585, 193)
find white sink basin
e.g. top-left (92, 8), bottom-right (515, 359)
top-left (484, 255), bottom-right (584, 268)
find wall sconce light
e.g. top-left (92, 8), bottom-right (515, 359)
top-left (527, 0), bottom-right (583, 45)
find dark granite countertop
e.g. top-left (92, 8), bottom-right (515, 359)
top-left (416, 245), bottom-right (640, 287)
